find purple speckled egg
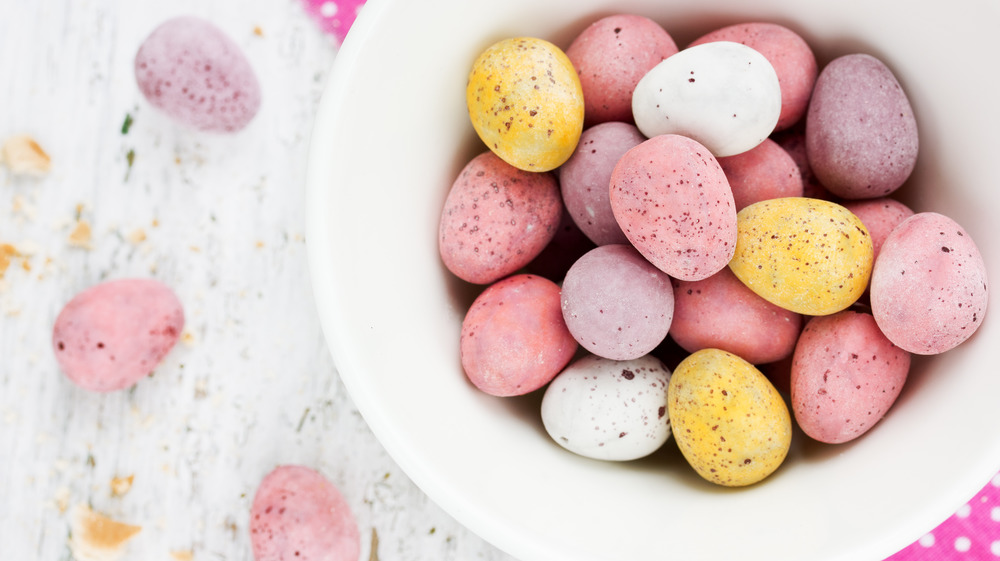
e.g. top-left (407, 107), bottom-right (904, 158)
top-left (561, 244), bottom-right (674, 360)
top-left (805, 53), bottom-right (918, 199)
top-left (135, 16), bottom-right (261, 133)
top-left (870, 212), bottom-right (989, 355)
top-left (791, 311), bottom-right (910, 444)
top-left (439, 151), bottom-right (562, 285)
top-left (559, 122), bottom-right (645, 246)
top-left (609, 134), bottom-right (737, 281)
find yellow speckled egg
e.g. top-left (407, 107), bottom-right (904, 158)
top-left (729, 197), bottom-right (873, 316)
top-left (668, 348), bottom-right (791, 487)
top-left (466, 37), bottom-right (584, 172)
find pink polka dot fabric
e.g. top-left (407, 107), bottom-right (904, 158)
top-left (888, 470), bottom-right (1000, 559)
top-left (299, 0), bottom-right (366, 44)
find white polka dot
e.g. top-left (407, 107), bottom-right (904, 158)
top-left (992, 507), bottom-right (1000, 522)
top-left (320, 2), bottom-right (338, 17)
top-left (992, 472), bottom-right (1000, 487)
top-left (957, 503), bottom-right (972, 518)
top-left (919, 533), bottom-right (936, 547)
top-left (955, 536), bottom-right (971, 552)
top-left (991, 540), bottom-right (1000, 556)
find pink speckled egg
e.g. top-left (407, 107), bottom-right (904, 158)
top-left (559, 122), bottom-right (645, 246)
top-left (439, 151), bottom-right (562, 285)
top-left (52, 278), bottom-right (184, 392)
top-left (461, 274), bottom-right (577, 396)
top-left (791, 311), bottom-right (910, 444)
top-left (135, 16), bottom-right (261, 133)
top-left (689, 22), bottom-right (817, 131)
top-left (609, 134), bottom-right (737, 281)
top-left (842, 197), bottom-right (915, 260)
top-left (717, 138), bottom-right (803, 211)
top-left (250, 465), bottom-right (360, 561)
top-left (670, 267), bottom-right (801, 365)
top-left (870, 212), bottom-right (989, 354)
top-left (566, 14), bottom-right (678, 126)
top-left (561, 244), bottom-right (674, 360)
top-left (805, 53), bottom-right (919, 199)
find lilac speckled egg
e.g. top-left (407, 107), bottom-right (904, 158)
top-left (250, 465), bottom-right (360, 561)
top-left (461, 274), bottom-right (578, 396)
top-left (135, 16), bottom-right (261, 133)
top-left (843, 197), bottom-right (915, 260)
top-left (689, 23), bottom-right (817, 131)
top-left (718, 138), bottom-right (803, 211)
top-left (541, 354), bottom-right (672, 461)
top-left (670, 267), bottom-right (802, 365)
top-left (559, 122), bottom-right (645, 246)
top-left (566, 14), bottom-right (678, 126)
top-left (52, 279), bottom-right (184, 392)
top-left (439, 151), bottom-right (562, 285)
top-left (870, 212), bottom-right (989, 355)
top-left (632, 41), bottom-right (781, 157)
top-left (791, 311), bottom-right (910, 444)
top-left (805, 53), bottom-right (919, 199)
top-left (561, 244), bottom-right (674, 360)
top-left (609, 134), bottom-right (737, 281)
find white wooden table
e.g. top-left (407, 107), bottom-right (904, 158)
top-left (0, 1), bottom-right (517, 559)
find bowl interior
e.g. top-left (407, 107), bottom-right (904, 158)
top-left (306, 1), bottom-right (1000, 560)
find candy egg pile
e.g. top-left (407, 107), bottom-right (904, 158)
top-left (439, 15), bottom-right (989, 487)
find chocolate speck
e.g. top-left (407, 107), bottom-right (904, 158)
top-left (621, 369), bottom-right (635, 380)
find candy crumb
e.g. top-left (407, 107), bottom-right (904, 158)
top-left (68, 504), bottom-right (141, 561)
top-left (110, 475), bottom-right (134, 497)
top-left (68, 221), bottom-right (93, 250)
top-left (170, 551), bottom-right (193, 561)
top-left (1, 135), bottom-right (51, 176)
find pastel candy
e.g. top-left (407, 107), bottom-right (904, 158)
top-left (561, 244), bottom-right (674, 360)
top-left (566, 14), bottom-right (678, 125)
top-left (559, 122), bottom-right (645, 246)
top-left (135, 16), bottom-right (262, 133)
top-left (670, 267), bottom-right (802, 365)
top-left (791, 311), bottom-right (910, 444)
top-left (461, 274), bottom-right (578, 396)
top-left (689, 22), bottom-right (817, 131)
top-left (806, 53), bottom-right (919, 199)
top-left (609, 134), bottom-right (737, 281)
top-left (717, 138), bottom-right (803, 211)
top-left (52, 278), bottom-right (184, 392)
top-left (870, 212), bottom-right (989, 354)
top-left (632, 41), bottom-right (781, 157)
top-left (842, 197), bottom-right (915, 260)
top-left (438, 151), bottom-right (562, 285)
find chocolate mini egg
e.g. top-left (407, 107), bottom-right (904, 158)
top-left (542, 354), bottom-right (672, 461)
top-left (729, 197), bottom-right (873, 316)
top-left (870, 212), bottom-right (989, 354)
top-left (631, 41), bottom-right (781, 157)
top-left (467, 37), bottom-right (585, 172)
top-left (668, 348), bottom-right (791, 486)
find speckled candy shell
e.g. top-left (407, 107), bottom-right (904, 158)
top-left (609, 134), bottom-right (737, 281)
top-left (871, 212), bottom-right (989, 355)
top-left (805, 53), bottom-right (919, 199)
top-left (439, 151), bottom-right (562, 285)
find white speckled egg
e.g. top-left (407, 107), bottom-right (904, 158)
top-left (632, 41), bottom-right (781, 157)
top-left (541, 354), bottom-right (671, 461)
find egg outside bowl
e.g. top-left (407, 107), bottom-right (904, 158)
top-left (305, 1), bottom-right (1000, 560)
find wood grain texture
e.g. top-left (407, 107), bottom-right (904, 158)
top-left (0, 1), bottom-right (517, 559)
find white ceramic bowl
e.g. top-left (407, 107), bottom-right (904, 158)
top-left (306, 1), bottom-right (1000, 559)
